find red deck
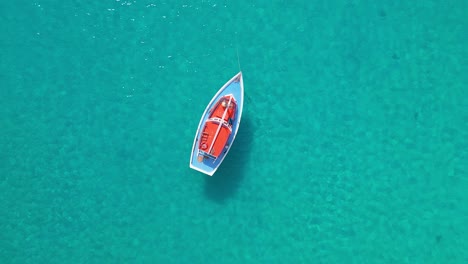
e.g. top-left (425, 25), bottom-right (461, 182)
top-left (198, 96), bottom-right (237, 158)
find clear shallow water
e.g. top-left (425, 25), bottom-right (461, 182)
top-left (1, 1), bottom-right (466, 263)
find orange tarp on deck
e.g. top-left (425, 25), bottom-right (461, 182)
top-left (199, 121), bottom-right (231, 157)
top-left (198, 96), bottom-right (237, 158)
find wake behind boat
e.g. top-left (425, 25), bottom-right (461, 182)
top-left (189, 72), bottom-right (244, 176)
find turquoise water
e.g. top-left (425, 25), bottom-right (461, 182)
top-left (1, 0), bottom-right (467, 263)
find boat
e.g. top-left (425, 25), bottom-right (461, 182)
top-left (189, 72), bottom-right (244, 176)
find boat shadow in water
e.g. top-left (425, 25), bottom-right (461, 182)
top-left (204, 117), bottom-right (253, 203)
